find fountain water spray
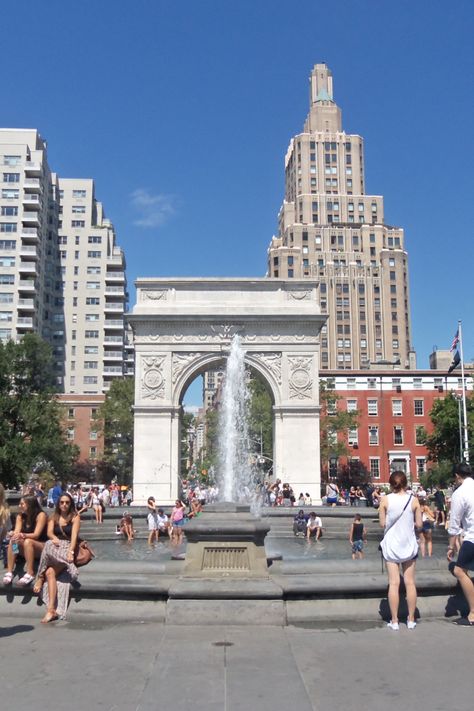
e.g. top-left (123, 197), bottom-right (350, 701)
top-left (218, 335), bottom-right (260, 509)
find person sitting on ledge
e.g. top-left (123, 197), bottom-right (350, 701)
top-left (120, 511), bottom-right (134, 542)
top-left (3, 495), bottom-right (48, 586)
top-left (156, 508), bottom-right (170, 539)
top-left (306, 512), bottom-right (323, 541)
top-left (293, 509), bottom-right (307, 537)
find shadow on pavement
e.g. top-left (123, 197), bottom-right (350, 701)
top-left (0, 624), bottom-right (34, 638)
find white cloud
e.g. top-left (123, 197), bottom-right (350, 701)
top-left (130, 188), bottom-right (177, 228)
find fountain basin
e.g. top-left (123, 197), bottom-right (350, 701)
top-left (183, 503), bottom-right (271, 577)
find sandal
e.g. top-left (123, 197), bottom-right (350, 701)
top-left (33, 575), bottom-right (45, 594)
top-left (41, 610), bottom-right (59, 624)
top-left (17, 573), bottom-right (35, 586)
top-left (2, 571), bottom-right (13, 585)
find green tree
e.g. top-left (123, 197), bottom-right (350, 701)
top-left (422, 392), bottom-right (474, 464)
top-left (180, 411), bottom-right (195, 477)
top-left (0, 334), bottom-right (78, 487)
top-left (319, 379), bottom-right (359, 482)
top-left (247, 376), bottom-right (273, 467)
top-left (98, 377), bottom-right (134, 485)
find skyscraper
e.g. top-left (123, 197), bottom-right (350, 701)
top-left (267, 64), bottom-right (416, 370)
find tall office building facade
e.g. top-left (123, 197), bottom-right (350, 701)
top-left (267, 64), bottom-right (416, 371)
top-left (0, 130), bottom-right (128, 395)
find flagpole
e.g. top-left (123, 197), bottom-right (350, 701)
top-left (458, 320), bottom-right (470, 463)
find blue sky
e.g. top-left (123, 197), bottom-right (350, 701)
top-left (4, 1), bottom-right (474, 405)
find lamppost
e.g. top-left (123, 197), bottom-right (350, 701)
top-left (453, 393), bottom-right (464, 461)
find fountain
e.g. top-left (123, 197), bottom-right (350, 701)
top-left (183, 335), bottom-right (271, 578)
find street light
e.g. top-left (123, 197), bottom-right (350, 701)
top-left (453, 393), bottom-right (464, 460)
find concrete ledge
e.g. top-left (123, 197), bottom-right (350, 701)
top-left (166, 599), bottom-right (286, 625)
top-left (168, 578), bottom-right (283, 600)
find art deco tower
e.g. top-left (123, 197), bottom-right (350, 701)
top-left (267, 64), bottom-right (416, 370)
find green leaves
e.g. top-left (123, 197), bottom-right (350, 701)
top-left (98, 377), bottom-right (134, 484)
top-left (0, 334), bottom-right (78, 487)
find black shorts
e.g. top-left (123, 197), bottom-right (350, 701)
top-left (456, 540), bottom-right (474, 571)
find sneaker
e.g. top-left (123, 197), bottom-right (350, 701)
top-left (407, 620), bottom-right (417, 630)
top-left (387, 621), bottom-right (399, 631)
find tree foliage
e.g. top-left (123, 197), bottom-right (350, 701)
top-left (319, 380), bottom-right (359, 468)
top-left (0, 335), bottom-right (79, 487)
top-left (422, 392), bottom-right (474, 464)
top-left (247, 376), bottom-right (273, 468)
top-left (98, 377), bottom-right (134, 484)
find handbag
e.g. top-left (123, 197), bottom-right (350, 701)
top-left (378, 493), bottom-right (413, 569)
top-left (74, 540), bottom-right (95, 567)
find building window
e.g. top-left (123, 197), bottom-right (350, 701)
top-left (393, 425), bottom-right (404, 445)
top-left (414, 399), bottom-right (424, 416)
top-left (72, 189), bottom-right (87, 198)
top-left (84, 376), bottom-right (98, 384)
top-left (346, 399), bottom-right (358, 413)
top-left (370, 458), bottom-right (380, 479)
top-left (67, 408), bottom-right (75, 419)
top-left (66, 428), bottom-right (75, 440)
top-left (90, 431), bottom-right (98, 440)
top-left (85, 330), bottom-right (99, 338)
top-left (3, 173), bottom-right (20, 183)
top-left (392, 399), bottom-right (402, 416)
top-left (369, 426), bottom-right (379, 445)
top-left (84, 361), bottom-right (98, 369)
top-left (71, 220), bottom-right (85, 228)
top-left (72, 206), bottom-right (86, 214)
top-left (89, 446), bottom-right (97, 459)
top-left (367, 399), bottom-right (378, 417)
top-left (348, 428), bottom-right (358, 446)
top-left (415, 426), bottom-right (425, 445)
top-left (416, 457), bottom-right (426, 476)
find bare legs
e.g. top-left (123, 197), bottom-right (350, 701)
top-left (6, 539), bottom-right (43, 576)
top-left (386, 559), bottom-right (417, 624)
top-left (452, 566), bottom-right (474, 623)
top-left (41, 564), bottom-right (65, 623)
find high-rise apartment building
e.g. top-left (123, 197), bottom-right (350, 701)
top-left (58, 178), bottom-right (127, 393)
top-left (0, 130), bottom-right (128, 395)
top-left (0, 129), bottom-right (61, 345)
top-left (267, 64), bottom-right (416, 371)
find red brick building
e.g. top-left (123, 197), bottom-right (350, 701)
top-left (322, 370), bottom-right (473, 484)
top-left (58, 394), bottom-right (105, 464)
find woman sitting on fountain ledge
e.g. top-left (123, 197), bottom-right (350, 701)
top-left (379, 471), bottom-right (422, 631)
top-left (33, 492), bottom-right (81, 623)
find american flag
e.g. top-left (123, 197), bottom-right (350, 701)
top-left (450, 329), bottom-right (459, 352)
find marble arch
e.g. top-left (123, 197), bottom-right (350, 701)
top-left (128, 278), bottom-right (327, 505)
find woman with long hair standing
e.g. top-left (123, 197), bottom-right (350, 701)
top-left (379, 471), bottom-right (422, 630)
top-left (419, 499), bottom-right (436, 557)
top-left (3, 495), bottom-right (47, 586)
top-left (0, 483), bottom-right (10, 542)
top-left (33, 491), bottom-right (80, 623)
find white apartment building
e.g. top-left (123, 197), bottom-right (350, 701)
top-left (267, 64), bottom-right (416, 371)
top-left (58, 178), bottom-right (127, 393)
top-left (0, 129), bottom-right (61, 346)
top-left (0, 130), bottom-right (128, 395)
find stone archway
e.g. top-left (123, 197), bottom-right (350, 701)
top-left (129, 278), bottom-right (326, 505)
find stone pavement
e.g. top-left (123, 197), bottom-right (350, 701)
top-left (0, 606), bottom-right (472, 711)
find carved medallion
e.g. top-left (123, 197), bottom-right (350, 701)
top-left (141, 356), bottom-right (166, 399)
top-left (288, 356), bottom-right (313, 399)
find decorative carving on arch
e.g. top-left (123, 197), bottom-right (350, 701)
top-left (141, 290), bottom-right (168, 301)
top-left (288, 355), bottom-right (313, 399)
top-left (141, 356), bottom-right (166, 399)
top-left (250, 352), bottom-right (282, 385)
top-left (210, 323), bottom-right (244, 341)
top-left (287, 290), bottom-right (312, 301)
top-left (172, 353), bottom-right (202, 384)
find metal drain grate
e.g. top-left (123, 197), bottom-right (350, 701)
top-left (202, 546), bottom-right (250, 571)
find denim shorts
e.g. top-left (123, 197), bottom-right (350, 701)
top-left (352, 539), bottom-right (364, 553)
top-left (456, 540), bottom-right (474, 570)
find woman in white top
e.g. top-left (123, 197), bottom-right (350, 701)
top-left (379, 471), bottom-right (422, 631)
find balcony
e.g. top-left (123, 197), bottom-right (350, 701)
top-left (103, 350), bottom-right (124, 359)
top-left (20, 227), bottom-right (39, 241)
top-left (103, 366), bottom-right (123, 374)
top-left (104, 335), bottom-right (123, 343)
top-left (19, 245), bottom-right (38, 259)
top-left (24, 162), bottom-right (41, 175)
top-left (104, 319), bottom-right (124, 329)
top-left (22, 212), bottom-right (40, 226)
top-left (105, 286), bottom-right (125, 295)
top-left (17, 298), bottom-right (35, 310)
top-left (18, 280), bottom-right (35, 290)
top-left (16, 316), bottom-right (34, 328)
top-left (104, 302), bottom-right (124, 313)
top-left (19, 261), bottom-right (37, 273)
top-left (22, 195), bottom-right (41, 209)
top-left (23, 178), bottom-right (42, 192)
top-left (105, 271), bottom-right (125, 282)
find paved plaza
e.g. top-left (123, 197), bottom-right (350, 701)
top-left (1, 606), bottom-right (472, 711)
